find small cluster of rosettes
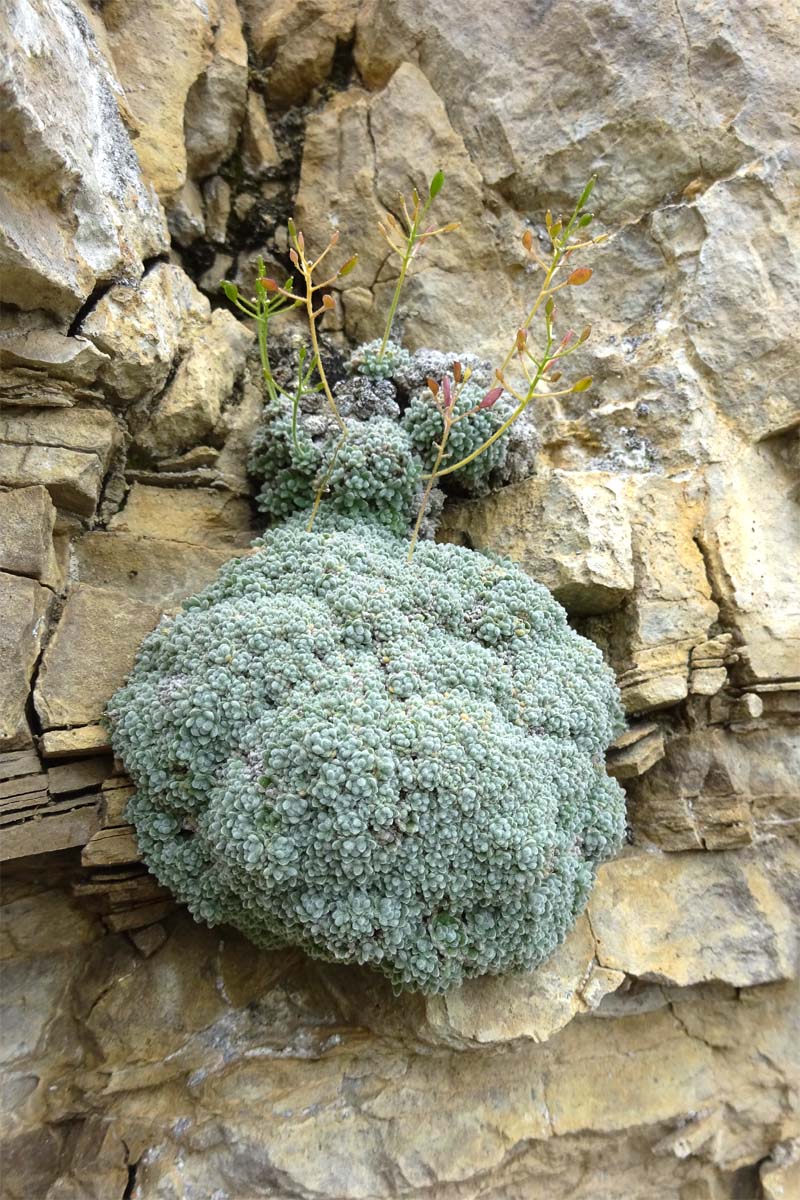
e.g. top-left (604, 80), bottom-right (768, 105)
top-left (108, 521), bottom-right (626, 994)
top-left (249, 385), bottom-right (423, 536)
top-left (248, 340), bottom-right (538, 535)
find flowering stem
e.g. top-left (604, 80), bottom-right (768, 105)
top-left (379, 245), bottom-right (414, 361)
top-left (408, 420), bottom-right (450, 560)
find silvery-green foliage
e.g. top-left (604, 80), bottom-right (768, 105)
top-left (249, 382), bottom-right (422, 536)
top-left (348, 338), bottom-right (414, 381)
top-left (403, 381), bottom-right (525, 495)
top-left (108, 521), bottom-right (626, 994)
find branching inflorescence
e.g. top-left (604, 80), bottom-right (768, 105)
top-left (225, 174), bottom-right (605, 551)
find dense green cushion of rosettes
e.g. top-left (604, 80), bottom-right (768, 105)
top-left (107, 520), bottom-right (625, 993)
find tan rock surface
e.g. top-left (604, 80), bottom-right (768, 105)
top-left (0, 573), bottom-right (51, 750)
top-left (34, 585), bottom-right (161, 730)
top-left (184, 0), bottom-right (248, 179)
top-left (132, 308), bottom-right (253, 458)
top-left (441, 469), bottom-right (634, 615)
top-left (0, 485), bottom-right (60, 588)
top-left (627, 726), bottom-right (800, 850)
top-left (296, 63), bottom-right (516, 352)
top-left (1, 876), bottom-right (798, 1200)
top-left (584, 476), bottom-right (718, 713)
top-left (102, 0), bottom-right (216, 199)
top-left (0, 330), bottom-right (109, 386)
top-left (0, 406), bottom-right (120, 517)
top-left (0, 0), bottom-right (168, 321)
top-left (79, 263), bottom-right (210, 406)
top-left (108, 483), bottom-right (254, 547)
top-left (241, 90), bottom-right (281, 175)
top-left (74, 531), bottom-right (243, 608)
top-left (420, 916), bottom-right (623, 1048)
top-left (243, 0), bottom-right (361, 107)
top-left (588, 843), bottom-right (800, 987)
top-left (702, 443), bottom-right (800, 685)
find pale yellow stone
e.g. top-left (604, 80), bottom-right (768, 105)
top-left (420, 917), bottom-right (600, 1047)
top-left (39, 725), bottom-right (112, 760)
top-left (109, 484), bottom-right (253, 548)
top-left (74, 532), bottom-right (245, 608)
top-left (241, 91), bottom-right (280, 174)
top-left (0, 573), bottom-right (51, 750)
top-left (441, 469), bottom-right (634, 615)
top-left (588, 844), bottom-right (799, 987)
top-left (103, 0), bottom-right (216, 199)
top-left (34, 585), bottom-right (161, 730)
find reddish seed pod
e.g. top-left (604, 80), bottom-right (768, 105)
top-left (567, 266), bottom-right (593, 286)
top-left (453, 361), bottom-right (462, 383)
top-left (426, 377), bottom-right (440, 397)
top-left (442, 376), bottom-right (453, 407)
top-left (289, 249), bottom-right (299, 266)
top-left (516, 328), bottom-right (527, 353)
top-left (479, 386), bottom-right (504, 410)
top-left (322, 294), bottom-right (336, 310)
top-left (330, 231), bottom-right (340, 246)
top-left (259, 278), bottom-right (279, 292)
top-left (522, 229), bottom-right (533, 251)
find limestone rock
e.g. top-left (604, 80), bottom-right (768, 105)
top-left (441, 469), bottom-right (634, 615)
top-left (0, 406), bottom-right (121, 517)
top-left (588, 843), bottom-right (800, 987)
top-left (761, 1140), bottom-right (800, 1200)
top-left (689, 665), bottom-right (728, 694)
top-left (243, 0), bottom-right (361, 107)
top-left (34, 585), bottom-right (161, 730)
top-left (0, 573), bottom-right (51, 750)
top-left (420, 917), bottom-right (624, 1048)
top-left (627, 727), bottom-right (800, 850)
top-left (685, 166), bottom-right (800, 444)
top-left (74, 531), bottom-right (246, 608)
top-left (607, 723), bottom-right (666, 781)
top-left (355, 0), bottom-right (794, 225)
top-left (702, 443), bottom-right (800, 685)
top-left (108, 483), bottom-right (254, 547)
top-left (40, 726), bottom-right (112, 761)
top-left (2, 870), bottom-right (799, 1199)
top-left (184, 0), bottom-right (248, 178)
top-left (79, 263), bottom-right (210, 406)
top-left (296, 63), bottom-right (515, 352)
top-left (167, 179), bottom-right (206, 247)
top-left (203, 176), bottom-right (232, 244)
top-left (102, 0), bottom-right (216, 200)
top-left (0, 446), bottom-right (103, 519)
top-left (0, 330), bottom-right (108, 386)
top-left (241, 90), bottom-right (280, 175)
top-left (0, 0), bottom-right (168, 321)
top-left (583, 476), bottom-right (718, 714)
top-left (0, 485), bottom-right (60, 589)
top-left (132, 309), bottom-right (253, 458)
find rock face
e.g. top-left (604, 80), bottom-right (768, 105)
top-left (0, 0), bottom-right (168, 321)
top-left (1, 0), bottom-right (798, 1196)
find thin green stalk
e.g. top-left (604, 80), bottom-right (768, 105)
top-left (408, 426), bottom-right (448, 560)
top-left (379, 238), bottom-right (416, 359)
top-left (306, 431), bottom-right (348, 531)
